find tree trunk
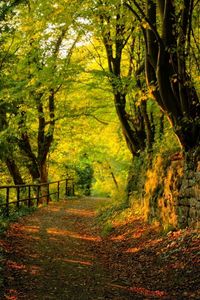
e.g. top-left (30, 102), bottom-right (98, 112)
top-left (107, 163), bottom-right (119, 190)
top-left (127, 0), bottom-right (200, 227)
top-left (39, 161), bottom-right (49, 204)
top-left (40, 161), bottom-right (48, 183)
top-left (5, 158), bottom-right (24, 185)
top-left (114, 92), bottom-right (145, 156)
top-left (18, 132), bottom-right (40, 182)
top-left (17, 111), bottom-right (40, 182)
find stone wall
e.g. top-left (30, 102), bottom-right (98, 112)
top-left (136, 155), bottom-right (200, 230)
top-left (178, 163), bottom-right (200, 228)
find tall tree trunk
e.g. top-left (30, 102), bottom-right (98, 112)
top-left (18, 132), bottom-right (40, 182)
top-left (39, 161), bottom-right (49, 204)
top-left (143, 0), bottom-right (200, 168)
top-left (5, 158), bottom-right (24, 185)
top-left (40, 161), bottom-right (48, 183)
top-left (114, 92), bottom-right (145, 156)
top-left (99, 5), bottom-right (153, 157)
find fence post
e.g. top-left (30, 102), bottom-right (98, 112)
top-left (47, 183), bottom-right (50, 205)
top-left (65, 179), bottom-right (68, 197)
top-left (57, 181), bottom-right (60, 201)
top-left (37, 185), bottom-right (40, 206)
top-left (17, 186), bottom-right (20, 209)
top-left (6, 187), bottom-right (9, 217)
top-left (28, 185), bottom-right (31, 208)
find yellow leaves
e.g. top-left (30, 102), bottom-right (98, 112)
top-left (20, 25), bottom-right (32, 32)
top-left (145, 155), bottom-right (163, 195)
top-left (148, 84), bottom-right (156, 99)
top-left (27, 78), bottom-right (36, 86)
top-left (134, 90), bottom-right (148, 106)
top-left (19, 18), bottom-right (46, 41)
top-left (141, 21), bottom-right (150, 30)
top-left (51, 6), bottom-right (65, 17)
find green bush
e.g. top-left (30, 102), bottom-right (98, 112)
top-left (76, 164), bottom-right (94, 196)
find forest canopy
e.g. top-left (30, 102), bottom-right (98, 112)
top-left (0, 0), bottom-right (199, 228)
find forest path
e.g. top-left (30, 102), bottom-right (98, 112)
top-left (0, 197), bottom-right (199, 300)
top-left (1, 198), bottom-right (132, 300)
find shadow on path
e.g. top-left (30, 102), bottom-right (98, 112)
top-left (0, 198), bottom-right (199, 299)
top-left (0, 198), bottom-right (137, 300)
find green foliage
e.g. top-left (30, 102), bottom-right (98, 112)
top-left (126, 154), bottom-right (147, 196)
top-left (0, 0), bottom-right (199, 232)
top-left (100, 221), bottom-right (114, 237)
top-left (152, 118), bottom-right (181, 157)
top-left (0, 206), bottom-right (37, 234)
top-left (76, 163), bottom-right (94, 196)
top-left (97, 189), bottom-right (129, 229)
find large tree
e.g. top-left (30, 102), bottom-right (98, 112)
top-left (0, 0), bottom-right (82, 187)
top-left (91, 0), bottom-right (157, 158)
top-left (0, 0), bottom-right (26, 184)
top-left (126, 0), bottom-right (200, 169)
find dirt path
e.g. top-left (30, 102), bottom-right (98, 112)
top-left (0, 198), bottom-right (199, 299)
top-left (0, 198), bottom-right (131, 300)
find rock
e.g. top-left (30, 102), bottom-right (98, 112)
top-left (194, 187), bottom-right (200, 201)
top-left (178, 198), bottom-right (190, 206)
top-left (189, 198), bottom-right (198, 207)
top-left (189, 207), bottom-right (197, 218)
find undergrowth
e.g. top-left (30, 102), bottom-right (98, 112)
top-left (97, 189), bottom-right (137, 237)
top-left (0, 206), bottom-right (37, 235)
top-left (0, 205), bottom-right (38, 294)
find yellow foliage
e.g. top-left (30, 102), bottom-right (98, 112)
top-left (145, 155), bottom-right (163, 195)
top-left (143, 154), bottom-right (184, 230)
top-left (160, 162), bottom-right (183, 230)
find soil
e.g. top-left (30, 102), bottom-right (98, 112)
top-left (0, 197), bottom-right (199, 299)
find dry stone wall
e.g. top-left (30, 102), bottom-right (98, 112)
top-left (140, 155), bottom-right (200, 229)
top-left (178, 163), bottom-right (200, 228)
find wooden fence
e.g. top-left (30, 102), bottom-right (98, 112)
top-left (0, 178), bottom-right (74, 217)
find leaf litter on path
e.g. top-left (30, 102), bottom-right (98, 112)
top-left (0, 198), bottom-right (199, 299)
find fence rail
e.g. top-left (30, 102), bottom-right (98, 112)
top-left (0, 178), bottom-right (74, 217)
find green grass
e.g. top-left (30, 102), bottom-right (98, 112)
top-left (100, 222), bottom-right (114, 237)
top-left (96, 190), bottom-right (130, 237)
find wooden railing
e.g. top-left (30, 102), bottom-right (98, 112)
top-left (0, 178), bottom-right (74, 217)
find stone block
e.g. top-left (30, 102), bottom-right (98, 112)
top-left (185, 188), bottom-right (196, 198)
top-left (181, 179), bottom-right (189, 189)
top-left (197, 209), bottom-right (200, 218)
top-left (188, 179), bottom-right (196, 186)
top-left (178, 198), bottom-right (190, 206)
top-left (179, 189), bottom-right (190, 198)
top-left (194, 187), bottom-right (200, 200)
top-left (196, 172), bottom-right (200, 183)
top-left (190, 198), bottom-right (198, 207)
top-left (189, 207), bottom-right (197, 218)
